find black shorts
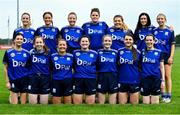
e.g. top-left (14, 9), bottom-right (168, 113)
top-left (51, 78), bottom-right (73, 97)
top-left (73, 78), bottom-right (96, 95)
top-left (162, 52), bottom-right (170, 65)
top-left (140, 76), bottom-right (161, 96)
top-left (118, 83), bottom-right (140, 93)
top-left (9, 76), bottom-right (28, 93)
top-left (28, 74), bottom-right (50, 94)
top-left (97, 72), bottom-right (118, 94)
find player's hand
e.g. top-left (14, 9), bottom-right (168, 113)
top-left (168, 57), bottom-right (173, 65)
top-left (161, 81), bottom-right (165, 89)
top-left (6, 82), bottom-right (11, 89)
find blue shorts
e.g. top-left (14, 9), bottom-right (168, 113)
top-left (10, 76), bottom-right (28, 93)
top-left (28, 74), bottom-right (50, 94)
top-left (97, 72), bottom-right (118, 94)
top-left (73, 78), bottom-right (96, 95)
top-left (162, 52), bottom-right (170, 65)
top-left (118, 83), bottom-right (140, 93)
top-left (140, 76), bottom-right (161, 96)
top-left (51, 78), bottom-right (73, 97)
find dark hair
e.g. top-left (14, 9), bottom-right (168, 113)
top-left (33, 36), bottom-right (49, 55)
top-left (125, 33), bottom-right (137, 61)
top-left (145, 34), bottom-right (155, 40)
top-left (68, 12), bottom-right (77, 19)
top-left (90, 8), bottom-right (100, 16)
top-left (79, 35), bottom-right (90, 43)
top-left (43, 11), bottom-right (53, 26)
top-left (135, 13), bottom-right (151, 32)
top-left (13, 32), bottom-right (24, 41)
top-left (21, 12), bottom-right (31, 19)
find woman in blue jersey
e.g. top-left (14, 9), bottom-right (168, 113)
top-left (107, 15), bottom-right (132, 50)
top-left (61, 12), bottom-right (83, 53)
top-left (82, 8), bottom-right (108, 51)
top-left (134, 13), bottom-right (155, 51)
top-left (140, 34), bottom-right (165, 104)
top-left (73, 35), bottom-right (98, 104)
top-left (97, 35), bottom-right (118, 104)
top-left (28, 36), bottom-right (51, 104)
top-left (153, 13), bottom-right (175, 103)
top-left (51, 38), bottom-right (73, 104)
top-left (118, 33), bottom-right (141, 104)
top-left (3, 33), bottom-right (30, 104)
top-left (13, 12), bottom-right (35, 51)
top-left (35, 12), bottom-right (60, 54)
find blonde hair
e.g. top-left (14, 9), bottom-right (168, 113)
top-left (113, 15), bottom-right (129, 31)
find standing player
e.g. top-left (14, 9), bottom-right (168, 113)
top-left (61, 12), bottom-right (83, 53)
top-left (134, 13), bottom-right (155, 51)
top-left (118, 33), bottom-right (141, 104)
top-left (153, 13), bottom-right (175, 103)
top-left (3, 33), bottom-right (30, 104)
top-left (97, 35), bottom-right (118, 104)
top-left (13, 12), bottom-right (35, 51)
top-left (82, 8), bottom-right (108, 50)
top-left (51, 39), bottom-right (73, 104)
top-left (73, 35), bottom-right (98, 104)
top-left (140, 34), bottom-right (165, 104)
top-left (35, 12), bottom-right (60, 54)
top-left (28, 36), bottom-right (51, 104)
top-left (107, 15), bottom-right (132, 50)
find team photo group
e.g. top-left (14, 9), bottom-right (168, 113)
top-left (3, 8), bottom-right (175, 105)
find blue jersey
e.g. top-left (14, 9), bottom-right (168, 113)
top-left (51, 53), bottom-right (73, 80)
top-left (107, 27), bottom-right (132, 50)
top-left (61, 26), bottom-right (83, 49)
top-left (134, 25), bottom-right (155, 51)
top-left (35, 26), bottom-right (60, 53)
top-left (153, 27), bottom-right (175, 54)
top-left (3, 48), bottom-right (30, 80)
top-left (97, 49), bottom-right (118, 73)
top-left (82, 21), bottom-right (108, 50)
top-left (141, 48), bottom-right (163, 78)
top-left (118, 47), bottom-right (141, 84)
top-left (73, 49), bottom-right (97, 78)
top-left (13, 27), bottom-right (35, 51)
top-left (29, 49), bottom-right (51, 75)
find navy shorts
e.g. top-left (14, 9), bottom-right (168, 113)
top-left (51, 78), bottom-right (73, 97)
top-left (10, 76), bottom-right (28, 93)
top-left (140, 76), bottom-right (161, 96)
top-left (97, 72), bottom-right (118, 94)
top-left (162, 52), bottom-right (170, 65)
top-left (73, 78), bottom-right (96, 95)
top-left (28, 74), bottom-right (50, 94)
top-left (118, 83), bottom-right (140, 93)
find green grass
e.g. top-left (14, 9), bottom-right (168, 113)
top-left (0, 48), bottom-right (180, 114)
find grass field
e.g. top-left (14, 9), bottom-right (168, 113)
top-left (0, 48), bottom-right (180, 114)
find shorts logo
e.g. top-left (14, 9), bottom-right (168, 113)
top-left (92, 89), bottom-right (96, 92)
top-left (52, 88), bottom-right (56, 93)
top-left (73, 85), bottom-right (75, 90)
top-left (118, 83), bottom-right (121, 88)
top-left (10, 53), bottom-right (15, 57)
top-left (12, 83), bottom-right (15, 88)
top-left (90, 54), bottom-right (94, 58)
top-left (54, 56), bottom-right (58, 61)
top-left (141, 87), bottom-right (144, 92)
top-left (98, 84), bottom-right (101, 89)
top-left (76, 52), bottom-right (80, 56)
top-left (28, 85), bottom-right (31, 90)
